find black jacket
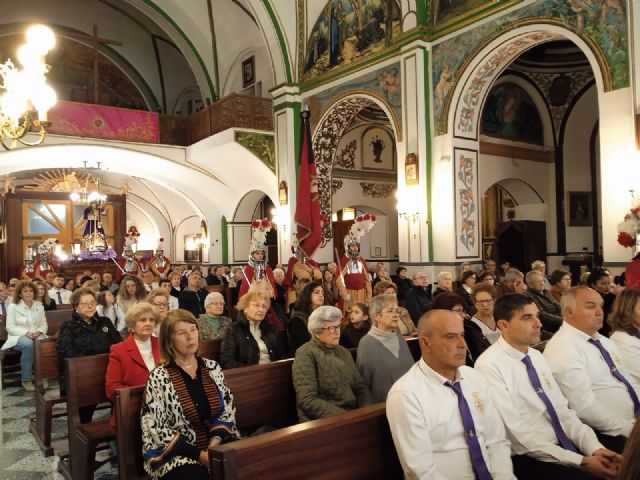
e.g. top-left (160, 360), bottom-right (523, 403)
top-left (56, 311), bottom-right (122, 395)
top-left (463, 319), bottom-right (491, 366)
top-left (287, 309), bottom-right (311, 355)
top-left (455, 285), bottom-right (476, 317)
top-left (391, 276), bottom-right (414, 302)
top-left (340, 321), bottom-right (371, 349)
top-left (405, 287), bottom-right (432, 325)
top-left (524, 289), bottom-right (562, 333)
top-left (219, 311), bottom-right (283, 369)
top-left (178, 288), bottom-right (209, 317)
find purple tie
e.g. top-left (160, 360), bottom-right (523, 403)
top-left (56, 291), bottom-right (63, 305)
top-left (444, 381), bottom-right (493, 480)
top-left (588, 338), bottom-right (640, 416)
top-left (522, 355), bottom-right (578, 452)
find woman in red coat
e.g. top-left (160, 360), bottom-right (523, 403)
top-left (105, 302), bottom-right (160, 429)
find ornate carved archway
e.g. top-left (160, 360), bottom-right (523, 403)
top-left (311, 94), bottom-right (398, 243)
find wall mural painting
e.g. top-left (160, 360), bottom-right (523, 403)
top-left (454, 148), bottom-right (480, 259)
top-left (305, 62), bottom-right (401, 135)
top-left (432, 0), bottom-right (629, 135)
top-left (481, 82), bottom-right (544, 144)
top-left (435, 0), bottom-right (510, 29)
top-left (303, 0), bottom-right (402, 82)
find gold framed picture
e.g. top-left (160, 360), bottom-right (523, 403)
top-left (405, 153), bottom-right (418, 186)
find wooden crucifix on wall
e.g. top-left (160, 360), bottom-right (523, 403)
top-left (68, 25), bottom-right (123, 104)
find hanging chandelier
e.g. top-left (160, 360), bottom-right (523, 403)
top-left (70, 175), bottom-right (107, 207)
top-left (0, 25), bottom-right (57, 150)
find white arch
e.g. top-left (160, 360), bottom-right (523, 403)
top-left (449, 24), bottom-right (607, 140)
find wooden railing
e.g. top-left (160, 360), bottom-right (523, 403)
top-left (159, 93), bottom-right (274, 146)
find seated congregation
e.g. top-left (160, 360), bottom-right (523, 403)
top-left (4, 254), bottom-right (640, 479)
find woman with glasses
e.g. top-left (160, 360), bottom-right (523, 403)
top-left (292, 306), bottom-right (372, 421)
top-left (356, 294), bottom-right (414, 403)
top-left (466, 283), bottom-right (500, 365)
top-left (219, 289), bottom-right (283, 369)
top-left (147, 289), bottom-right (171, 336)
top-left (373, 280), bottom-right (417, 336)
top-left (56, 287), bottom-right (121, 421)
top-left (142, 309), bottom-right (239, 480)
top-left (196, 292), bottom-right (232, 341)
top-left (105, 303), bottom-right (160, 429)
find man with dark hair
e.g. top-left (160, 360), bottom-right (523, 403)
top-left (475, 294), bottom-right (622, 479)
top-left (48, 273), bottom-right (71, 305)
top-left (391, 266), bottom-right (413, 302)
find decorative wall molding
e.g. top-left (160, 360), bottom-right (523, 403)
top-left (360, 182), bottom-right (395, 198)
top-left (335, 139), bottom-right (357, 169)
top-left (331, 179), bottom-right (343, 195)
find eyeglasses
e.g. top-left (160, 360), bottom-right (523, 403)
top-left (249, 302), bottom-right (269, 310)
top-left (319, 325), bottom-right (341, 334)
top-left (153, 302), bottom-right (169, 308)
top-left (475, 299), bottom-right (495, 305)
top-left (208, 301), bottom-right (225, 306)
top-left (79, 301), bottom-right (97, 307)
top-left (381, 308), bottom-right (401, 314)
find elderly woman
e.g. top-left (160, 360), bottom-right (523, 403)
top-left (142, 309), bottom-right (240, 480)
top-left (292, 306), bottom-right (372, 421)
top-left (105, 303), bottom-right (160, 429)
top-left (219, 289), bottom-right (283, 369)
top-left (609, 289), bottom-right (640, 385)
top-left (1, 280), bottom-right (47, 391)
top-left (57, 288), bottom-right (121, 421)
top-left (117, 274), bottom-right (147, 315)
top-left (373, 280), bottom-right (417, 336)
top-left (356, 294), bottom-right (414, 403)
top-left (549, 269), bottom-right (572, 303)
top-left (433, 271), bottom-right (453, 297)
top-left (477, 270), bottom-right (496, 286)
top-left (466, 284), bottom-right (500, 365)
top-left (196, 292), bottom-right (232, 340)
top-left (288, 281), bottom-right (326, 354)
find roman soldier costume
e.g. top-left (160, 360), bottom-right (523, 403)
top-left (115, 227), bottom-right (142, 282)
top-left (238, 218), bottom-right (277, 299)
top-left (150, 237), bottom-right (171, 278)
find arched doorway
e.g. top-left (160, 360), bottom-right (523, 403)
top-left (310, 94), bottom-right (400, 263)
top-left (440, 24), bottom-right (616, 265)
top-left (229, 190), bottom-right (278, 267)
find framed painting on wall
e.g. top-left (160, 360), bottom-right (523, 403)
top-left (361, 127), bottom-right (395, 172)
top-left (454, 148), bottom-right (480, 258)
top-left (242, 56), bottom-right (255, 88)
top-left (568, 191), bottom-right (592, 227)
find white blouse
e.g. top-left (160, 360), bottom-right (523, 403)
top-left (135, 337), bottom-right (156, 371)
top-left (249, 321), bottom-right (271, 364)
top-left (470, 316), bottom-right (501, 344)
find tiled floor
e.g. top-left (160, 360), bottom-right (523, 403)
top-left (0, 382), bottom-right (118, 480)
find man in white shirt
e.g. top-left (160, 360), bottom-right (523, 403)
top-left (544, 286), bottom-right (639, 453)
top-left (476, 293), bottom-right (621, 479)
top-left (386, 309), bottom-right (515, 480)
top-left (159, 279), bottom-right (179, 310)
top-left (48, 273), bottom-right (72, 305)
top-left (141, 270), bottom-right (159, 293)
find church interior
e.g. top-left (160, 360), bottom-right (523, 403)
top-left (1, 0), bottom-right (640, 478)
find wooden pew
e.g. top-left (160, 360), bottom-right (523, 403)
top-left (45, 309), bottom-right (71, 338)
top-left (58, 353), bottom-right (114, 480)
top-left (206, 284), bottom-right (226, 294)
top-left (30, 338), bottom-right (66, 456)
top-left (114, 358), bottom-right (297, 480)
top-left (209, 403), bottom-right (402, 480)
top-left (200, 339), bottom-right (221, 361)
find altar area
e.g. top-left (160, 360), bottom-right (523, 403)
top-left (1, 188), bottom-right (126, 280)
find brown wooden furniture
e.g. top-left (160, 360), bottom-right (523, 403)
top-left (200, 339), bottom-right (221, 361)
top-left (58, 353), bottom-right (114, 480)
top-left (114, 386), bottom-right (147, 480)
top-left (45, 309), bottom-right (71, 338)
top-left (0, 312), bottom-right (22, 389)
top-left (30, 338), bottom-right (67, 456)
top-left (209, 403), bottom-right (402, 480)
top-left (206, 284), bottom-right (226, 293)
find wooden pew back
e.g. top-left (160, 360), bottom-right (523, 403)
top-left (210, 403), bottom-right (402, 480)
top-left (114, 386), bottom-right (146, 480)
top-left (45, 309), bottom-right (71, 338)
top-left (34, 338), bottom-right (60, 389)
top-left (200, 339), bottom-right (221, 361)
top-left (65, 353), bottom-right (110, 421)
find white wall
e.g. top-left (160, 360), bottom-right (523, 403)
top-left (563, 85), bottom-right (598, 253)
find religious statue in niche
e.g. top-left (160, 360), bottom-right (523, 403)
top-left (370, 135), bottom-right (386, 163)
top-left (81, 198), bottom-right (108, 253)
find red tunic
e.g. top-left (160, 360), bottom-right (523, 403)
top-left (626, 256), bottom-right (640, 289)
top-left (339, 255), bottom-right (368, 290)
top-left (238, 264), bottom-right (277, 299)
top-left (149, 255), bottom-right (171, 277)
top-left (115, 257), bottom-right (142, 282)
